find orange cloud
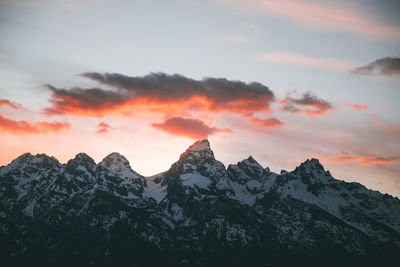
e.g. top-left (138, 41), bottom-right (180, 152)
top-left (0, 114), bottom-right (70, 134)
top-left (250, 117), bottom-right (285, 129)
top-left (344, 102), bottom-right (368, 111)
top-left (44, 73), bottom-right (275, 117)
top-left (324, 155), bottom-right (397, 165)
top-left (0, 99), bottom-right (22, 110)
top-left (151, 116), bottom-right (232, 139)
top-left (281, 92), bottom-right (333, 116)
top-left (220, 0), bottom-right (400, 40)
top-left (254, 52), bottom-right (357, 71)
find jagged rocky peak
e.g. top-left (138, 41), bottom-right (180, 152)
top-left (73, 153), bottom-right (95, 163)
top-left (238, 156), bottom-right (264, 171)
top-left (293, 158), bottom-right (332, 179)
top-left (13, 152), bottom-right (33, 162)
top-left (227, 156), bottom-right (268, 184)
top-left (66, 153), bottom-right (96, 172)
top-left (179, 139), bottom-right (214, 161)
top-left (298, 158), bottom-right (324, 171)
top-left (160, 139), bottom-right (226, 186)
top-left (99, 152), bottom-right (133, 173)
top-left (188, 139), bottom-right (211, 151)
top-left (174, 139), bottom-right (218, 171)
top-left (10, 152), bottom-right (59, 167)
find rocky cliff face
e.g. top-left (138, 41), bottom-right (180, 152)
top-left (1, 140), bottom-right (399, 266)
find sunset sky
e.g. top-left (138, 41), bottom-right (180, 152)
top-left (0, 0), bottom-right (399, 196)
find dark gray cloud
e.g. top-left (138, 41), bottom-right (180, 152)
top-left (281, 92), bottom-right (333, 116)
top-left (44, 84), bottom-right (128, 116)
top-left (351, 57), bottom-right (400, 76)
top-left (81, 72), bottom-right (274, 105)
top-left (45, 72), bottom-right (275, 116)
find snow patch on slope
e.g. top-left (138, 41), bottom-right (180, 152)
top-left (180, 173), bottom-right (212, 189)
top-left (144, 175), bottom-right (167, 203)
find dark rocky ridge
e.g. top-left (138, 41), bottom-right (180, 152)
top-left (1, 139), bottom-right (399, 266)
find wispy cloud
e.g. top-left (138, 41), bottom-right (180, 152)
top-left (218, 0), bottom-right (400, 40)
top-left (249, 117), bottom-right (286, 129)
top-left (95, 122), bottom-right (113, 134)
top-left (351, 57), bottom-right (400, 76)
top-left (0, 114), bottom-right (70, 134)
top-left (370, 123), bottom-right (400, 141)
top-left (151, 116), bottom-right (232, 139)
top-left (324, 155), bottom-right (398, 165)
top-left (254, 52), bottom-right (357, 72)
top-left (344, 102), bottom-right (368, 111)
top-left (0, 99), bottom-right (22, 110)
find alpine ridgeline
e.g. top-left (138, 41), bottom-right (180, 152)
top-left (1, 140), bottom-right (399, 266)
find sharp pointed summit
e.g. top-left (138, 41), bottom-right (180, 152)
top-left (179, 139), bottom-right (214, 161)
top-left (227, 156), bottom-right (269, 184)
top-left (173, 139), bottom-right (218, 174)
top-left (301, 158), bottom-right (324, 169)
top-left (186, 139), bottom-right (211, 152)
top-left (294, 158), bottom-right (329, 177)
top-left (158, 139), bottom-right (227, 187)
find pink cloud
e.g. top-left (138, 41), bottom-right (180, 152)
top-left (324, 155), bottom-right (398, 166)
top-left (0, 114), bottom-right (70, 135)
top-left (0, 99), bottom-right (22, 110)
top-left (250, 117), bottom-right (286, 129)
top-left (344, 102), bottom-right (368, 111)
top-left (95, 122), bottom-right (113, 134)
top-left (220, 0), bottom-right (400, 40)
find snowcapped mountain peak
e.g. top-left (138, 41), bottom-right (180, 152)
top-left (66, 153), bottom-right (96, 173)
top-left (9, 153), bottom-right (59, 168)
top-left (237, 156), bottom-right (265, 179)
top-left (297, 158), bottom-right (325, 173)
top-left (287, 158), bottom-right (333, 185)
top-left (241, 156), bottom-right (262, 168)
top-left (31, 153), bottom-right (58, 164)
top-left (73, 153), bottom-right (95, 163)
top-left (13, 152), bottom-right (33, 162)
top-left (227, 156), bottom-right (268, 184)
top-left (303, 158), bottom-right (322, 166)
top-left (160, 140), bottom-right (227, 186)
top-left (99, 152), bottom-right (133, 173)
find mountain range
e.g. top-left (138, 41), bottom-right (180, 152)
top-left (1, 139), bottom-right (399, 266)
